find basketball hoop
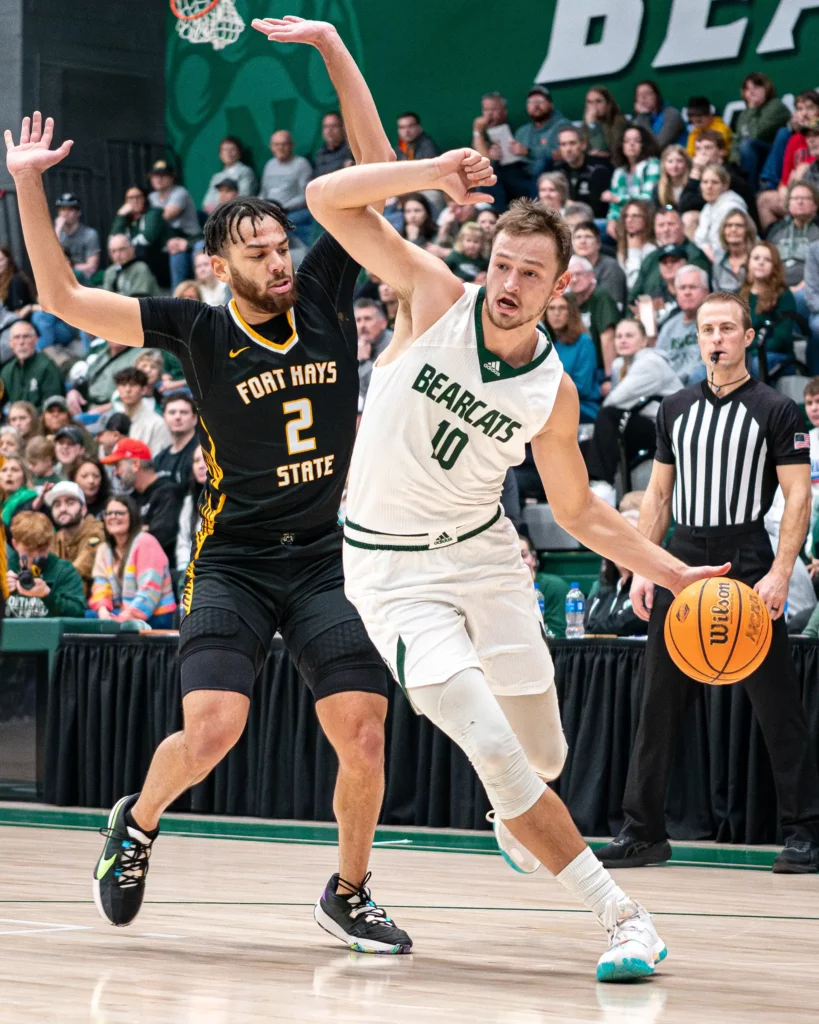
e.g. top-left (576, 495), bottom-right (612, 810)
top-left (170, 0), bottom-right (245, 51)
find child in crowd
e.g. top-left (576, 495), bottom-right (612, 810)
top-left (444, 223), bottom-right (489, 282)
top-left (25, 436), bottom-right (61, 486)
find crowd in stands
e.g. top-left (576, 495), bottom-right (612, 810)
top-left (5, 68), bottom-right (819, 636)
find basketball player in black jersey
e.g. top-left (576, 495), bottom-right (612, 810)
top-left (5, 18), bottom-right (412, 953)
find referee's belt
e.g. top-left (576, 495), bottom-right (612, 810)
top-left (673, 520), bottom-right (767, 540)
top-left (344, 506), bottom-right (502, 551)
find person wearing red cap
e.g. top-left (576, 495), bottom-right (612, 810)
top-left (100, 439), bottom-right (182, 565)
top-left (5, 19), bottom-right (411, 952)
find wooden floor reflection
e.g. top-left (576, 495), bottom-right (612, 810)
top-left (1, 819), bottom-right (817, 1023)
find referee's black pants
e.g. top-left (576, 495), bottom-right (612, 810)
top-left (622, 524), bottom-right (819, 844)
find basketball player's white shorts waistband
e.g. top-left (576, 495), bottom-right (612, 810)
top-left (343, 506), bottom-right (502, 551)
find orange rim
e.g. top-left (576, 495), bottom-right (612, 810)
top-left (170, 0), bottom-right (221, 21)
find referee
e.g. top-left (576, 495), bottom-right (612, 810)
top-left (596, 291), bottom-right (819, 873)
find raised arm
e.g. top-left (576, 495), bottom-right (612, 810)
top-left (4, 113), bottom-right (144, 347)
top-left (252, 17), bottom-right (393, 167)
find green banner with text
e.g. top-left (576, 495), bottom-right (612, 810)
top-left (167, 0), bottom-right (819, 204)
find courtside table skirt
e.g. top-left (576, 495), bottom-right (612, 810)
top-left (45, 635), bottom-right (819, 844)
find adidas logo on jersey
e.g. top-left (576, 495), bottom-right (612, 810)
top-left (483, 360), bottom-right (501, 376)
top-left (433, 531), bottom-right (454, 546)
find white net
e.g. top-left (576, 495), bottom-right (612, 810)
top-left (173, 0), bottom-right (245, 52)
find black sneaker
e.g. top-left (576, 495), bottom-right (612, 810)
top-left (93, 793), bottom-right (158, 926)
top-left (314, 872), bottom-right (413, 954)
top-left (594, 834), bottom-right (672, 868)
top-left (772, 838), bottom-right (819, 874)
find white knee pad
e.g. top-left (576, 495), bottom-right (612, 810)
top-left (411, 669), bottom-right (546, 819)
top-left (529, 735), bottom-right (568, 782)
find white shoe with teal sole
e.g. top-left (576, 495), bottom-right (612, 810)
top-left (486, 811), bottom-right (540, 874)
top-left (596, 897), bottom-right (667, 983)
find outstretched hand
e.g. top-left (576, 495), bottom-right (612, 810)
top-left (432, 148), bottom-right (496, 205)
top-left (5, 112), bottom-right (73, 178)
top-left (251, 15), bottom-right (335, 47)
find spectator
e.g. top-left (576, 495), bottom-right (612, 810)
top-left (732, 72), bottom-right (792, 192)
top-left (679, 130), bottom-right (757, 233)
top-left (0, 426), bottom-right (22, 458)
top-left (154, 394), bottom-right (199, 488)
top-left (631, 81), bottom-right (685, 151)
top-left (583, 319), bottom-right (683, 506)
top-left (102, 234), bottom-right (160, 298)
top-left (567, 255), bottom-right (619, 373)
top-left (536, 172), bottom-right (569, 215)
top-left (476, 208), bottom-right (499, 246)
top-left (655, 265), bottom-right (710, 384)
top-left (400, 193), bottom-right (439, 250)
top-left (7, 401), bottom-right (42, 444)
top-left (712, 209), bottom-right (758, 292)
top-left (655, 145), bottom-right (691, 207)
top-left (112, 367), bottom-right (172, 456)
top-left (70, 456), bottom-right (110, 519)
top-left (133, 350), bottom-right (165, 409)
top-left (518, 531), bottom-right (569, 639)
top-left (514, 85), bottom-right (571, 175)
top-left (766, 182), bottom-right (819, 288)
top-left (173, 280), bottom-right (201, 301)
top-left (201, 136), bottom-right (259, 212)
top-left (53, 193), bottom-right (100, 278)
top-left (5, 510), bottom-right (86, 618)
top-left (615, 199), bottom-right (657, 291)
top-left (553, 126), bottom-right (612, 220)
top-left (562, 201), bottom-right (597, 234)
top-left (756, 90), bottom-right (819, 225)
top-left (544, 293), bottom-right (599, 422)
top-left (66, 338), bottom-right (141, 414)
top-left (1, 321), bottom-right (63, 410)
top-left (685, 95), bottom-right (733, 156)
top-left (89, 494), bottom-right (177, 628)
top-left (45, 480), bottom-right (105, 597)
top-left (799, 240), bottom-right (819, 373)
top-left (628, 206), bottom-right (711, 305)
top-left (148, 160), bottom-right (201, 290)
top-left (41, 395), bottom-right (73, 438)
top-left (312, 113), bottom-right (353, 179)
top-left (583, 86), bottom-right (627, 157)
top-left (788, 118), bottom-right (819, 196)
top-left (693, 163), bottom-right (748, 261)
top-left (193, 251), bottom-right (229, 306)
top-left (472, 91), bottom-right (538, 209)
top-left (100, 438), bottom-right (183, 563)
top-left (395, 111), bottom-right (439, 162)
top-left (445, 223), bottom-right (489, 282)
top-left (647, 244), bottom-right (689, 327)
top-left (585, 493), bottom-right (647, 637)
top-left (741, 242), bottom-right (797, 376)
top-left (604, 126), bottom-right (660, 238)
top-left (90, 410), bottom-right (130, 462)
top-left (176, 445), bottom-right (207, 572)
top-left (0, 246), bottom-right (35, 314)
top-left (571, 221), bottom-right (627, 311)
top-left (214, 179), bottom-right (240, 206)
top-left (0, 456), bottom-right (37, 526)
top-left (377, 281), bottom-right (398, 328)
top-left (54, 425), bottom-right (87, 481)
top-left (355, 299), bottom-right (393, 402)
top-left (259, 130), bottom-right (313, 244)
top-left (25, 436), bottom-right (60, 486)
top-left (110, 184), bottom-right (174, 288)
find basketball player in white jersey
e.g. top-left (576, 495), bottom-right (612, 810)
top-left (305, 148), bottom-right (729, 981)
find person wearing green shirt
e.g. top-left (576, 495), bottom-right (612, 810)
top-left (519, 533), bottom-right (569, 638)
top-left (110, 186), bottom-right (176, 289)
top-left (514, 86), bottom-right (572, 176)
top-left (628, 206), bottom-right (711, 305)
top-left (0, 320), bottom-right (63, 411)
top-left (102, 236), bottom-right (160, 298)
top-left (745, 242), bottom-right (797, 374)
top-left (732, 73), bottom-right (792, 192)
top-left (568, 255), bottom-right (619, 372)
top-left (6, 510), bottom-right (86, 618)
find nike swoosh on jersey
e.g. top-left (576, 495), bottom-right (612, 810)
top-left (96, 853), bottom-right (118, 880)
top-left (229, 347), bottom-right (251, 358)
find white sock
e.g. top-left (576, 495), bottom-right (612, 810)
top-left (556, 847), bottom-right (626, 921)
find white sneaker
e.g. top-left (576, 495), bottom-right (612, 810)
top-left (596, 897), bottom-right (667, 983)
top-left (589, 480), bottom-right (618, 507)
top-left (486, 811), bottom-right (540, 874)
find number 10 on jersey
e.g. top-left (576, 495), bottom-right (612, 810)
top-left (431, 419), bottom-right (468, 471)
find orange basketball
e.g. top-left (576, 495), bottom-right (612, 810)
top-left (663, 577), bottom-right (772, 685)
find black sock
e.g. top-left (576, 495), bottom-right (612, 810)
top-left (125, 807), bottom-right (159, 840)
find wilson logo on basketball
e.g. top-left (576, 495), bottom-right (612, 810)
top-left (708, 581), bottom-right (732, 645)
top-left (745, 593), bottom-right (765, 645)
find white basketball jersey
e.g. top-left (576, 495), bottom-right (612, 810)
top-left (346, 284), bottom-right (563, 538)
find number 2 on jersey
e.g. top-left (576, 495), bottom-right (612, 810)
top-left (283, 398), bottom-right (317, 455)
top-left (431, 419), bottom-right (468, 471)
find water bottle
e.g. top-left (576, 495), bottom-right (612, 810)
top-left (534, 584), bottom-right (546, 619)
top-left (565, 583), bottom-right (586, 639)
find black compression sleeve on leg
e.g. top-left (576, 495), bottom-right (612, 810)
top-left (180, 648), bottom-right (256, 699)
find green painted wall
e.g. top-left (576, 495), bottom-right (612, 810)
top-left (167, 0), bottom-right (819, 204)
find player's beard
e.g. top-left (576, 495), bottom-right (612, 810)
top-left (227, 263), bottom-right (299, 316)
top-left (484, 295), bottom-right (536, 332)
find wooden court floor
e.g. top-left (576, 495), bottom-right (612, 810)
top-left (1, 807), bottom-right (817, 1023)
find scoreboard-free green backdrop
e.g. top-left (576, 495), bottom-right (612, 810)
top-left (166, 0), bottom-right (819, 203)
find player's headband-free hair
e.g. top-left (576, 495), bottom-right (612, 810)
top-left (204, 197), bottom-right (296, 257)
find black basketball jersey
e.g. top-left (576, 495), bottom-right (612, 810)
top-left (139, 234), bottom-right (360, 539)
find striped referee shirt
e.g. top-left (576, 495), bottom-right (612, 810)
top-left (655, 379), bottom-right (809, 528)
